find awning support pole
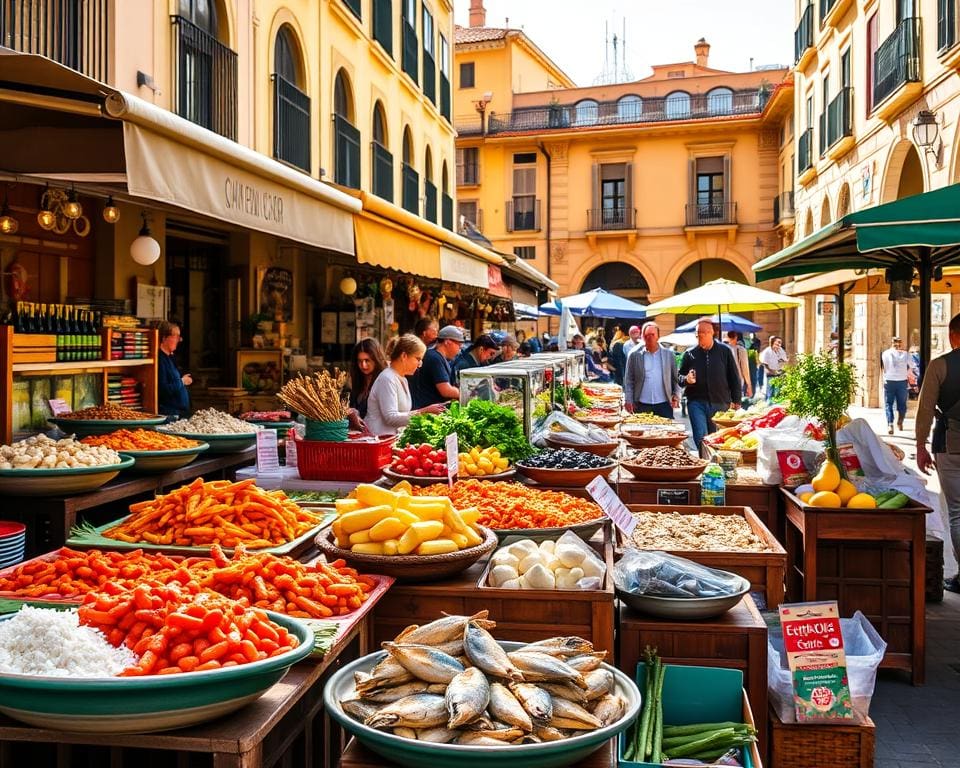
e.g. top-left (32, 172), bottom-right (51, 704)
top-left (836, 282), bottom-right (855, 363)
top-left (919, 248), bottom-right (932, 377)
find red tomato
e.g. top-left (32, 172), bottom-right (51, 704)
top-left (418, 444), bottom-right (432, 454)
top-left (436, 450), bottom-right (446, 461)
top-left (404, 456), bottom-right (420, 470)
top-left (422, 459), bottom-right (434, 470)
top-left (413, 467), bottom-right (426, 476)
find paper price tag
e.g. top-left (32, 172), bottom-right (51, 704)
top-left (284, 432), bottom-right (298, 468)
top-left (48, 399), bottom-right (71, 417)
top-left (586, 475), bottom-right (636, 536)
top-left (445, 433), bottom-right (459, 487)
top-left (256, 429), bottom-right (280, 474)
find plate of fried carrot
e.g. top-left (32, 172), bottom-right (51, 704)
top-left (80, 429), bottom-right (209, 473)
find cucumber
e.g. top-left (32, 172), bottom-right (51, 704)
top-left (873, 490), bottom-right (898, 504)
top-left (878, 492), bottom-right (910, 509)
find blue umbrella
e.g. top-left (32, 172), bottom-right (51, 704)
top-left (675, 312), bottom-right (761, 335)
top-left (538, 287), bottom-right (647, 319)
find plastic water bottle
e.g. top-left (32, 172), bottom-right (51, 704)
top-left (701, 461), bottom-right (726, 506)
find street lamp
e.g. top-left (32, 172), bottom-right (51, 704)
top-left (474, 91), bottom-right (493, 134)
top-left (912, 110), bottom-right (942, 166)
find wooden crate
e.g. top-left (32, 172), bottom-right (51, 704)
top-left (616, 476), bottom-right (702, 506)
top-left (724, 476), bottom-right (782, 543)
top-left (618, 594), bottom-right (769, 759)
top-left (769, 707), bottom-right (874, 768)
top-left (372, 532), bottom-right (616, 654)
top-left (11, 334), bottom-right (56, 364)
top-left (618, 504), bottom-right (787, 608)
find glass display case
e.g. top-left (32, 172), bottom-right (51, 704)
top-left (531, 351), bottom-right (586, 388)
top-left (458, 363), bottom-right (549, 436)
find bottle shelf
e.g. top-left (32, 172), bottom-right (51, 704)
top-left (12, 359), bottom-right (154, 373)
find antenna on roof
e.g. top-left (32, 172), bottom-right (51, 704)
top-left (593, 14), bottom-right (633, 85)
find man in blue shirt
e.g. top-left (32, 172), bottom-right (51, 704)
top-left (157, 320), bottom-right (191, 420)
top-left (623, 322), bottom-right (679, 419)
top-left (410, 325), bottom-right (463, 408)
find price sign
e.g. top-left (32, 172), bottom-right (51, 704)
top-left (284, 431), bottom-right (298, 468)
top-left (586, 475), bottom-right (636, 536)
top-left (657, 488), bottom-right (691, 506)
top-left (256, 429), bottom-right (280, 474)
top-left (445, 433), bottom-right (459, 487)
top-left (48, 399), bottom-right (71, 417)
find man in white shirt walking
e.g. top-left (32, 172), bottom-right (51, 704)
top-left (881, 335), bottom-right (911, 434)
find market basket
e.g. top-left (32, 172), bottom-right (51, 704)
top-left (297, 436), bottom-right (394, 482)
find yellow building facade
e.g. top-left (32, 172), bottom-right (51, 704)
top-left (454, 5), bottom-right (793, 334)
top-left (786, 0), bottom-right (960, 406)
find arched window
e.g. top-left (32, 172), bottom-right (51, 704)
top-left (617, 95), bottom-right (642, 122)
top-left (274, 25), bottom-right (300, 85)
top-left (272, 25), bottom-right (309, 171)
top-left (333, 70), bottom-right (353, 120)
top-left (401, 127), bottom-right (419, 214)
top-left (402, 128), bottom-right (414, 164)
top-left (332, 69), bottom-right (359, 188)
top-left (574, 99), bottom-right (599, 126)
top-left (706, 87), bottom-right (733, 115)
top-left (371, 101), bottom-right (392, 201)
top-left (441, 161), bottom-right (449, 194)
top-left (441, 160), bottom-right (452, 229)
top-left (179, 0), bottom-right (217, 33)
top-left (424, 146), bottom-right (437, 222)
top-left (665, 91), bottom-right (690, 119)
top-left (372, 102), bottom-right (387, 146)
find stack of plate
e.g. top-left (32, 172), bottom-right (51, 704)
top-left (0, 522), bottom-right (26, 568)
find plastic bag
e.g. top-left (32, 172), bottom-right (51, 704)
top-left (531, 411), bottom-right (610, 448)
top-left (754, 416), bottom-right (825, 484)
top-left (613, 550), bottom-right (745, 598)
top-left (767, 611), bottom-right (886, 723)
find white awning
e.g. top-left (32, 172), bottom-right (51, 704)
top-left (440, 246), bottom-right (489, 288)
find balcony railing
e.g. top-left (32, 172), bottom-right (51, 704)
top-left (372, 141), bottom-right (394, 202)
top-left (826, 87), bottom-right (853, 150)
top-left (485, 88), bottom-right (769, 135)
top-left (685, 201), bottom-right (737, 227)
top-left (457, 162), bottom-right (479, 186)
top-left (171, 15), bottom-right (237, 141)
top-left (272, 74), bottom-right (310, 172)
top-left (401, 20), bottom-right (418, 84)
top-left (442, 193), bottom-right (454, 230)
top-left (372, 0), bottom-right (392, 55)
top-left (873, 17), bottom-right (921, 107)
top-left (774, 191), bottom-right (795, 224)
top-left (333, 114), bottom-right (360, 189)
top-left (402, 163), bottom-right (419, 215)
top-left (795, 2), bottom-right (814, 63)
top-left (587, 207), bottom-right (636, 231)
top-left (423, 49), bottom-right (436, 103)
top-left (1, 0), bottom-right (109, 80)
top-left (797, 127), bottom-right (814, 174)
top-left (424, 180), bottom-right (437, 223)
top-left (440, 73), bottom-right (451, 122)
top-left (455, 118), bottom-right (484, 136)
top-left (506, 199), bottom-right (541, 232)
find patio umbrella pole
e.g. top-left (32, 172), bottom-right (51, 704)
top-left (919, 247), bottom-right (932, 376)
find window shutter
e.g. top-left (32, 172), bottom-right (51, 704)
top-left (591, 164), bottom-right (600, 210)
top-left (723, 156), bottom-right (731, 203)
top-left (688, 159), bottom-right (696, 205)
top-left (625, 162), bottom-right (634, 214)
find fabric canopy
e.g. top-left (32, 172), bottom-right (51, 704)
top-left (676, 312), bottom-right (761, 334)
top-left (354, 213), bottom-right (441, 278)
top-left (539, 287), bottom-right (647, 319)
top-left (643, 278), bottom-right (802, 314)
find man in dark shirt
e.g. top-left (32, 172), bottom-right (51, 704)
top-left (410, 325), bottom-right (463, 408)
top-left (452, 334), bottom-right (501, 382)
top-left (678, 318), bottom-right (741, 450)
top-left (157, 320), bottom-right (191, 420)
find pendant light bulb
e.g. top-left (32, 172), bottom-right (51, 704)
top-left (63, 188), bottom-right (82, 219)
top-left (0, 198), bottom-right (18, 235)
top-left (102, 196), bottom-right (120, 224)
top-left (130, 213), bottom-right (160, 265)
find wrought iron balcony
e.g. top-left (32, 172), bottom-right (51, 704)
top-left (826, 87), bottom-right (853, 150)
top-left (442, 193), bottom-right (454, 230)
top-left (171, 15), bottom-right (238, 141)
top-left (587, 208), bottom-right (636, 231)
top-left (774, 191), bottom-right (796, 224)
top-left (1, 0), bottom-right (109, 80)
top-left (873, 18), bottom-right (921, 108)
top-left (455, 118), bottom-right (484, 136)
top-left (484, 88), bottom-right (769, 135)
top-left (795, 2), bottom-right (814, 63)
top-left (797, 127), bottom-right (814, 174)
top-left (685, 201), bottom-right (737, 227)
top-left (371, 141), bottom-right (394, 202)
top-left (333, 114), bottom-right (360, 189)
top-left (272, 74), bottom-right (311, 172)
top-left (506, 199), bottom-right (541, 232)
top-left (402, 164), bottom-right (419, 215)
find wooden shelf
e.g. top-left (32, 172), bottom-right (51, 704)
top-left (12, 359), bottom-right (153, 373)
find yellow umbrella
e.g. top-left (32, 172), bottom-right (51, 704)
top-left (643, 278), bottom-right (803, 316)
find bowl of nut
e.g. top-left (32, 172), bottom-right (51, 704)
top-left (618, 446), bottom-right (708, 482)
top-left (0, 435), bottom-right (134, 496)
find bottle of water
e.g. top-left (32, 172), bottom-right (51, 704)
top-left (701, 460), bottom-right (726, 506)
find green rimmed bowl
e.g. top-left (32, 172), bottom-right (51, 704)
top-left (118, 443), bottom-right (210, 473)
top-left (49, 416), bottom-right (166, 438)
top-left (0, 610), bottom-right (313, 733)
top-left (155, 429), bottom-right (258, 454)
top-left (325, 640), bottom-right (641, 768)
top-left (0, 456), bottom-right (135, 496)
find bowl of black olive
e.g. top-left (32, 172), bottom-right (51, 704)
top-left (516, 448), bottom-right (617, 488)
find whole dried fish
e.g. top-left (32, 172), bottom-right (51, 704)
top-left (508, 682), bottom-right (553, 726)
top-left (488, 682), bottom-right (534, 732)
top-left (393, 726), bottom-right (418, 739)
top-left (446, 667), bottom-right (491, 728)
top-left (464, 726), bottom-right (524, 741)
top-left (591, 693), bottom-right (627, 727)
top-left (395, 611), bottom-right (496, 645)
top-left (363, 681), bottom-right (447, 703)
top-left (519, 637), bottom-right (594, 656)
top-left (507, 651), bottom-right (587, 688)
top-left (383, 643), bottom-right (465, 684)
top-left (583, 668), bottom-right (615, 701)
top-left (539, 682), bottom-right (589, 705)
top-left (416, 726), bottom-right (460, 743)
top-left (365, 693), bottom-right (448, 730)
top-left (548, 698), bottom-right (602, 730)
top-left (463, 623), bottom-right (523, 681)
top-left (565, 652), bottom-right (608, 674)
top-left (533, 725), bottom-right (567, 742)
top-left (455, 733), bottom-right (513, 746)
top-left (342, 698), bottom-right (380, 722)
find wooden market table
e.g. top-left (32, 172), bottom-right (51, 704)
top-left (0, 617), bottom-right (368, 768)
top-left (781, 489), bottom-right (929, 685)
top-left (338, 735), bottom-right (618, 767)
top-left (618, 594), bottom-right (769, 758)
top-left (5, 449), bottom-right (256, 557)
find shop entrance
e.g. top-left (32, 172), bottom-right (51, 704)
top-left (166, 230), bottom-right (229, 387)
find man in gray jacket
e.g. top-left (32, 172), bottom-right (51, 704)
top-left (623, 322), bottom-right (680, 419)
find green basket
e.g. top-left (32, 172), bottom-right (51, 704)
top-left (305, 419), bottom-right (349, 442)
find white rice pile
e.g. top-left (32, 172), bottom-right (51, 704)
top-left (0, 606), bottom-right (137, 677)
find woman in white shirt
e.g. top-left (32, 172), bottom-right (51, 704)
top-left (365, 334), bottom-right (446, 436)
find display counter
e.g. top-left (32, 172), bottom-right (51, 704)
top-left (338, 737), bottom-right (617, 767)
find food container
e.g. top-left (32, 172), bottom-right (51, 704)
top-left (156, 429), bottom-right (257, 454)
top-left (516, 462), bottom-right (616, 488)
top-left (49, 416), bottom-right (166, 438)
top-left (119, 443), bottom-right (210, 473)
top-left (544, 433), bottom-right (620, 457)
top-left (0, 456), bottom-right (135, 496)
top-left (618, 459), bottom-right (707, 482)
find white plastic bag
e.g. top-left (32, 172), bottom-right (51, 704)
top-left (754, 415), bottom-right (825, 484)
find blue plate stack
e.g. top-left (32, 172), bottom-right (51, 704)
top-left (0, 522), bottom-right (26, 569)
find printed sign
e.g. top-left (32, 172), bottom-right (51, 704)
top-left (445, 433), bottom-right (459, 488)
top-left (48, 398), bottom-right (71, 417)
top-left (256, 429), bottom-right (280, 474)
top-left (285, 431), bottom-right (298, 469)
top-left (657, 488), bottom-right (691, 506)
top-left (586, 475), bottom-right (636, 536)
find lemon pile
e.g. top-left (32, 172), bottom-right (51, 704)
top-left (459, 445), bottom-right (510, 477)
top-left (798, 460), bottom-right (877, 508)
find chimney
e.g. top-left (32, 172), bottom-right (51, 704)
top-left (469, 0), bottom-right (486, 28)
top-left (694, 37), bottom-right (710, 67)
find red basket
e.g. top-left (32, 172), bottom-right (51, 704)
top-left (296, 436), bottom-right (394, 482)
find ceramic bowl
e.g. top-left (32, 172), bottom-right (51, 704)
top-left (0, 457), bottom-right (135, 496)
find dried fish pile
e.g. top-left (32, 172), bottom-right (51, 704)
top-left (628, 511), bottom-right (772, 552)
top-left (342, 610), bottom-right (627, 745)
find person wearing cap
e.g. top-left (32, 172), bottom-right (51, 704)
top-left (495, 334), bottom-right (520, 363)
top-left (622, 325), bottom-right (643, 357)
top-left (881, 335), bottom-right (911, 434)
top-left (452, 333), bottom-right (501, 382)
top-left (410, 325), bottom-right (463, 408)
